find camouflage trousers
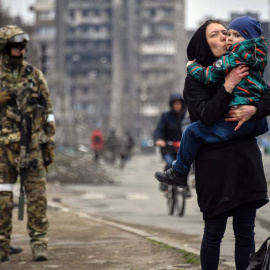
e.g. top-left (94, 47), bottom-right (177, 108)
top-left (0, 142), bottom-right (49, 256)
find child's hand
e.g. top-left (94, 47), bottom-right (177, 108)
top-left (186, 59), bottom-right (196, 69)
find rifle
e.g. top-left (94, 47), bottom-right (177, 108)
top-left (18, 114), bottom-right (32, 221)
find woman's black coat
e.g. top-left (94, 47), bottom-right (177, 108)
top-left (184, 75), bottom-right (269, 219)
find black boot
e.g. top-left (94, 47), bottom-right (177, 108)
top-left (0, 253), bottom-right (9, 263)
top-left (155, 168), bottom-right (187, 188)
top-left (9, 246), bottom-right (23, 255)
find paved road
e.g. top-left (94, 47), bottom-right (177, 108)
top-left (59, 152), bottom-right (270, 267)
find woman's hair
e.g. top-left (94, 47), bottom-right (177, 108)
top-left (204, 19), bottom-right (227, 29)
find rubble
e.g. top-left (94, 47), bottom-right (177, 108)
top-left (47, 151), bottom-right (115, 185)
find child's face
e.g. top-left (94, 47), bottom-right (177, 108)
top-left (226, 29), bottom-right (245, 50)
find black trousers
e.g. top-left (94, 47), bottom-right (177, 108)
top-left (200, 202), bottom-right (257, 270)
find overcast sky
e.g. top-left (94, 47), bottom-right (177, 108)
top-left (1, 0), bottom-right (269, 30)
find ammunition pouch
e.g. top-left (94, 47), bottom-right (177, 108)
top-left (5, 145), bottom-right (19, 168)
top-left (42, 141), bottom-right (55, 166)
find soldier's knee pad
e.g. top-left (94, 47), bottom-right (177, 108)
top-left (0, 191), bottom-right (14, 214)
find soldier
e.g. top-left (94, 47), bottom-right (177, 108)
top-left (0, 25), bottom-right (56, 263)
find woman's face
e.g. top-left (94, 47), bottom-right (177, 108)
top-left (206, 23), bottom-right (227, 58)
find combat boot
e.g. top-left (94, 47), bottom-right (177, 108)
top-left (0, 252), bottom-right (9, 263)
top-left (9, 246), bottom-right (23, 255)
top-left (32, 245), bottom-right (48, 261)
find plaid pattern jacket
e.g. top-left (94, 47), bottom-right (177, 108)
top-left (187, 37), bottom-right (268, 107)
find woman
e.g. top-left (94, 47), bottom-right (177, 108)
top-left (184, 20), bottom-right (269, 270)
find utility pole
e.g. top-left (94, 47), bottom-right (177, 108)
top-left (41, 43), bottom-right (47, 75)
top-left (126, 0), bottom-right (138, 135)
top-left (56, 0), bottom-right (65, 72)
top-left (174, 0), bottom-right (187, 94)
top-left (110, 0), bottom-right (124, 134)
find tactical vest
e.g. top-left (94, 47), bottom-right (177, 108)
top-left (0, 62), bottom-right (48, 146)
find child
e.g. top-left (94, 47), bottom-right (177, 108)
top-left (155, 16), bottom-right (269, 188)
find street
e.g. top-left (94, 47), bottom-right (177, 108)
top-left (53, 152), bottom-right (270, 267)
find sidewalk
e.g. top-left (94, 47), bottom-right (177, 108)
top-left (2, 205), bottom-right (203, 270)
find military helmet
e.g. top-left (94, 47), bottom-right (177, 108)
top-left (0, 25), bottom-right (30, 52)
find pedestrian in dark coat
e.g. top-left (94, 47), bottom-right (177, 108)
top-left (106, 129), bottom-right (118, 164)
top-left (181, 20), bottom-right (269, 270)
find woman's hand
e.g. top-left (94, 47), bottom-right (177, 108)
top-left (0, 92), bottom-right (10, 105)
top-left (225, 105), bottom-right (257, 131)
top-left (186, 59), bottom-right (196, 69)
top-left (224, 65), bottom-right (249, 93)
top-left (155, 139), bottom-right (166, 147)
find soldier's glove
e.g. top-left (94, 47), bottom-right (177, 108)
top-left (43, 141), bottom-right (55, 166)
top-left (0, 92), bottom-right (10, 105)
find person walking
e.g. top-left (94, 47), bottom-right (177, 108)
top-left (105, 129), bottom-right (118, 164)
top-left (125, 130), bottom-right (135, 159)
top-left (90, 128), bottom-right (104, 162)
top-left (118, 132), bottom-right (130, 169)
top-left (157, 20), bottom-right (269, 270)
top-left (0, 25), bottom-right (56, 263)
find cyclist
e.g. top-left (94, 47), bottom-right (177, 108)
top-left (154, 93), bottom-right (187, 191)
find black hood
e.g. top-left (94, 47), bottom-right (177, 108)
top-left (187, 22), bottom-right (216, 67)
top-left (169, 93), bottom-right (187, 118)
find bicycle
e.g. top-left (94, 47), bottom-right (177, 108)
top-left (160, 141), bottom-right (188, 217)
top-left (167, 185), bottom-right (187, 217)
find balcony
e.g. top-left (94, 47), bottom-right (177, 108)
top-left (139, 1), bottom-right (175, 9)
top-left (140, 43), bottom-right (176, 55)
top-left (65, 45), bottom-right (111, 55)
top-left (66, 16), bottom-right (111, 26)
top-left (68, 1), bottom-right (111, 10)
top-left (140, 62), bottom-right (174, 71)
top-left (66, 30), bottom-right (111, 40)
top-left (66, 61), bottom-right (112, 74)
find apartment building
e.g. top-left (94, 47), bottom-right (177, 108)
top-left (55, 0), bottom-right (186, 145)
top-left (31, 0), bottom-right (56, 74)
top-left (55, 0), bottom-right (113, 145)
top-left (132, 0), bottom-right (186, 138)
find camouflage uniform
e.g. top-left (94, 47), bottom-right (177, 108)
top-left (0, 25), bottom-right (56, 259)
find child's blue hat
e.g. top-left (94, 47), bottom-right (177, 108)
top-left (228, 16), bottom-right (263, 40)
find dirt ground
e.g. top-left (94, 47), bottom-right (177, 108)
top-left (1, 207), bottom-right (197, 270)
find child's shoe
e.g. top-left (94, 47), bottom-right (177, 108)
top-left (154, 168), bottom-right (187, 188)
